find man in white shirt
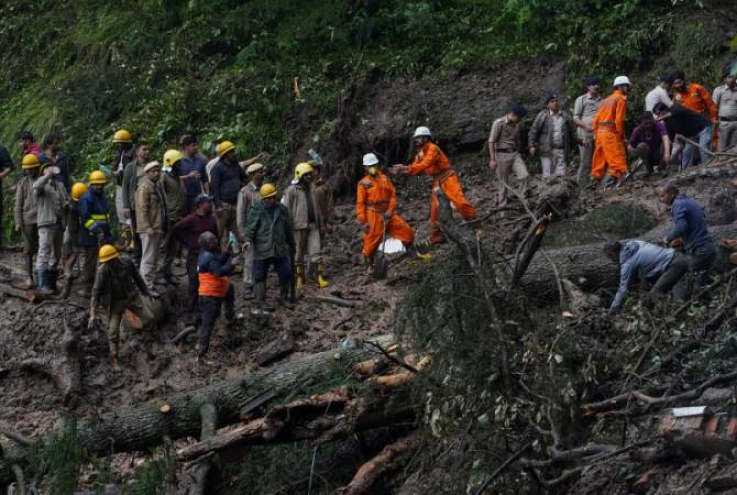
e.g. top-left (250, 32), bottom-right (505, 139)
top-left (645, 73), bottom-right (673, 116)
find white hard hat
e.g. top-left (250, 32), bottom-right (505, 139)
top-left (246, 162), bottom-right (264, 174)
top-left (144, 161), bottom-right (161, 173)
top-left (613, 76), bottom-right (631, 87)
top-left (413, 126), bottom-right (432, 138)
top-left (362, 153), bottom-right (379, 166)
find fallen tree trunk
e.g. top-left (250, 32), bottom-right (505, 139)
top-left (0, 336), bottom-right (394, 486)
top-left (520, 223), bottom-right (737, 302)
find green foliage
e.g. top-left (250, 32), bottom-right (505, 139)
top-left (123, 451), bottom-right (172, 495)
top-left (26, 419), bottom-right (88, 495)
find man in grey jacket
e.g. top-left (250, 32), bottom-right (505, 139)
top-left (529, 93), bottom-right (579, 179)
top-left (604, 240), bottom-right (689, 310)
top-left (33, 161), bottom-right (70, 295)
top-left (236, 162), bottom-right (265, 300)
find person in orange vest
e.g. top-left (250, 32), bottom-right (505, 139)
top-left (357, 153), bottom-right (430, 278)
top-left (671, 68), bottom-right (718, 167)
top-left (590, 76), bottom-right (632, 188)
top-left (392, 127), bottom-right (477, 243)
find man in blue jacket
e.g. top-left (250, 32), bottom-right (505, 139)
top-left (657, 182), bottom-right (715, 297)
top-left (605, 240), bottom-right (689, 309)
top-left (78, 171), bottom-right (114, 296)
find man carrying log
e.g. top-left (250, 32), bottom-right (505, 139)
top-left (604, 240), bottom-right (689, 310)
top-left (356, 153), bottom-right (429, 280)
top-left (656, 182), bottom-right (716, 298)
top-left (88, 244), bottom-right (155, 370)
top-left (392, 126), bottom-right (477, 244)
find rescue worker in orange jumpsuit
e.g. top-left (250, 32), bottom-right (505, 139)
top-left (357, 153), bottom-right (430, 277)
top-left (392, 127), bottom-right (477, 243)
top-left (591, 76), bottom-right (632, 188)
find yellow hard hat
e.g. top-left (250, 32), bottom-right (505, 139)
top-left (89, 170), bottom-right (107, 185)
top-left (21, 154), bottom-right (41, 169)
top-left (113, 129), bottom-right (132, 143)
top-left (294, 162), bottom-right (313, 180)
top-left (71, 182), bottom-right (88, 201)
top-left (163, 149), bottom-right (184, 168)
top-left (218, 141), bottom-right (235, 156)
top-left (98, 244), bottom-right (119, 263)
top-left (259, 183), bottom-right (277, 198)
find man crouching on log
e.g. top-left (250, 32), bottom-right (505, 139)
top-left (88, 244), bottom-right (155, 370)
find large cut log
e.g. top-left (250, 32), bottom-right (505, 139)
top-left (520, 223), bottom-right (737, 302)
top-left (0, 336), bottom-right (394, 487)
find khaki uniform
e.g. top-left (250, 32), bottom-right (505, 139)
top-left (282, 181), bottom-right (324, 267)
top-left (33, 173), bottom-right (69, 272)
top-left (573, 93), bottom-right (601, 185)
top-left (489, 116), bottom-right (528, 206)
top-left (91, 256), bottom-right (154, 355)
top-left (135, 176), bottom-right (167, 288)
top-left (161, 171), bottom-right (186, 278)
top-left (236, 182), bottom-right (261, 294)
top-left (713, 84), bottom-right (737, 152)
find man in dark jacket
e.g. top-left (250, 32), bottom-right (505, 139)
top-left (78, 171), bottom-right (114, 296)
top-left (173, 194), bottom-right (219, 323)
top-left (656, 182), bottom-right (715, 298)
top-left (195, 231), bottom-right (240, 363)
top-left (210, 141), bottom-right (245, 249)
top-left (653, 102), bottom-right (711, 171)
top-left (161, 150), bottom-right (187, 283)
top-left (244, 183), bottom-right (296, 314)
top-left (529, 93), bottom-right (578, 178)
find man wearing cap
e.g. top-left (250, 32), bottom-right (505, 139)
top-left (529, 93), bottom-right (578, 179)
top-left (179, 134), bottom-right (210, 212)
top-left (174, 194), bottom-right (219, 324)
top-left (160, 150), bottom-right (187, 283)
top-left (88, 244), bottom-right (155, 370)
top-left (122, 142), bottom-right (151, 263)
top-left (488, 104), bottom-right (529, 206)
top-left (591, 76), bottom-right (631, 187)
top-left (357, 153), bottom-right (428, 279)
top-left (392, 126), bottom-right (477, 244)
top-left (573, 76), bottom-right (602, 185)
top-left (645, 73), bottom-right (673, 117)
top-left (236, 162), bottom-right (265, 299)
top-left (713, 67), bottom-right (737, 152)
top-left (77, 171), bottom-right (113, 296)
top-left (14, 154), bottom-right (42, 287)
top-left (671, 68), bottom-right (717, 167)
top-left (135, 161), bottom-right (167, 294)
top-left (33, 160), bottom-right (70, 295)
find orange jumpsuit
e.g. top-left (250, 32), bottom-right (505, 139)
top-left (675, 83), bottom-right (717, 121)
top-left (408, 142), bottom-right (477, 243)
top-left (591, 89), bottom-right (628, 180)
top-left (356, 172), bottom-right (414, 258)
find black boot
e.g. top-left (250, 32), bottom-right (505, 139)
top-left (278, 281), bottom-right (296, 309)
top-left (36, 270), bottom-right (53, 296)
top-left (48, 269), bottom-right (58, 293)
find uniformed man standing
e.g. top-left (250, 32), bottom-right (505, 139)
top-left (236, 162), bottom-right (265, 300)
top-left (572, 75), bottom-right (602, 185)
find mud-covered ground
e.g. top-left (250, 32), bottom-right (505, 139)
top-left (1, 155), bottom-right (735, 491)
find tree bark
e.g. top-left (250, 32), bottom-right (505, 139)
top-left (0, 336), bottom-right (394, 486)
top-left (520, 223), bottom-right (737, 302)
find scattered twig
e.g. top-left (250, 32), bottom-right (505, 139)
top-left (669, 268), bottom-right (737, 320)
top-left (362, 340), bottom-right (419, 375)
top-left (171, 325), bottom-right (196, 345)
top-left (676, 135), bottom-right (737, 160)
top-left (0, 422), bottom-right (33, 446)
top-left (311, 295), bottom-right (358, 308)
top-left (473, 440), bottom-right (533, 495)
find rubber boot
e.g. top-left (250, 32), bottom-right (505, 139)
top-left (241, 283), bottom-right (254, 300)
top-left (252, 281), bottom-right (275, 315)
top-left (317, 264), bottom-right (330, 288)
top-left (406, 244), bottom-right (432, 262)
top-left (278, 281), bottom-right (296, 309)
top-left (48, 269), bottom-right (58, 293)
top-left (36, 270), bottom-right (53, 296)
top-left (24, 255), bottom-right (35, 288)
top-left (109, 342), bottom-right (121, 371)
top-left (295, 263), bottom-right (305, 289)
